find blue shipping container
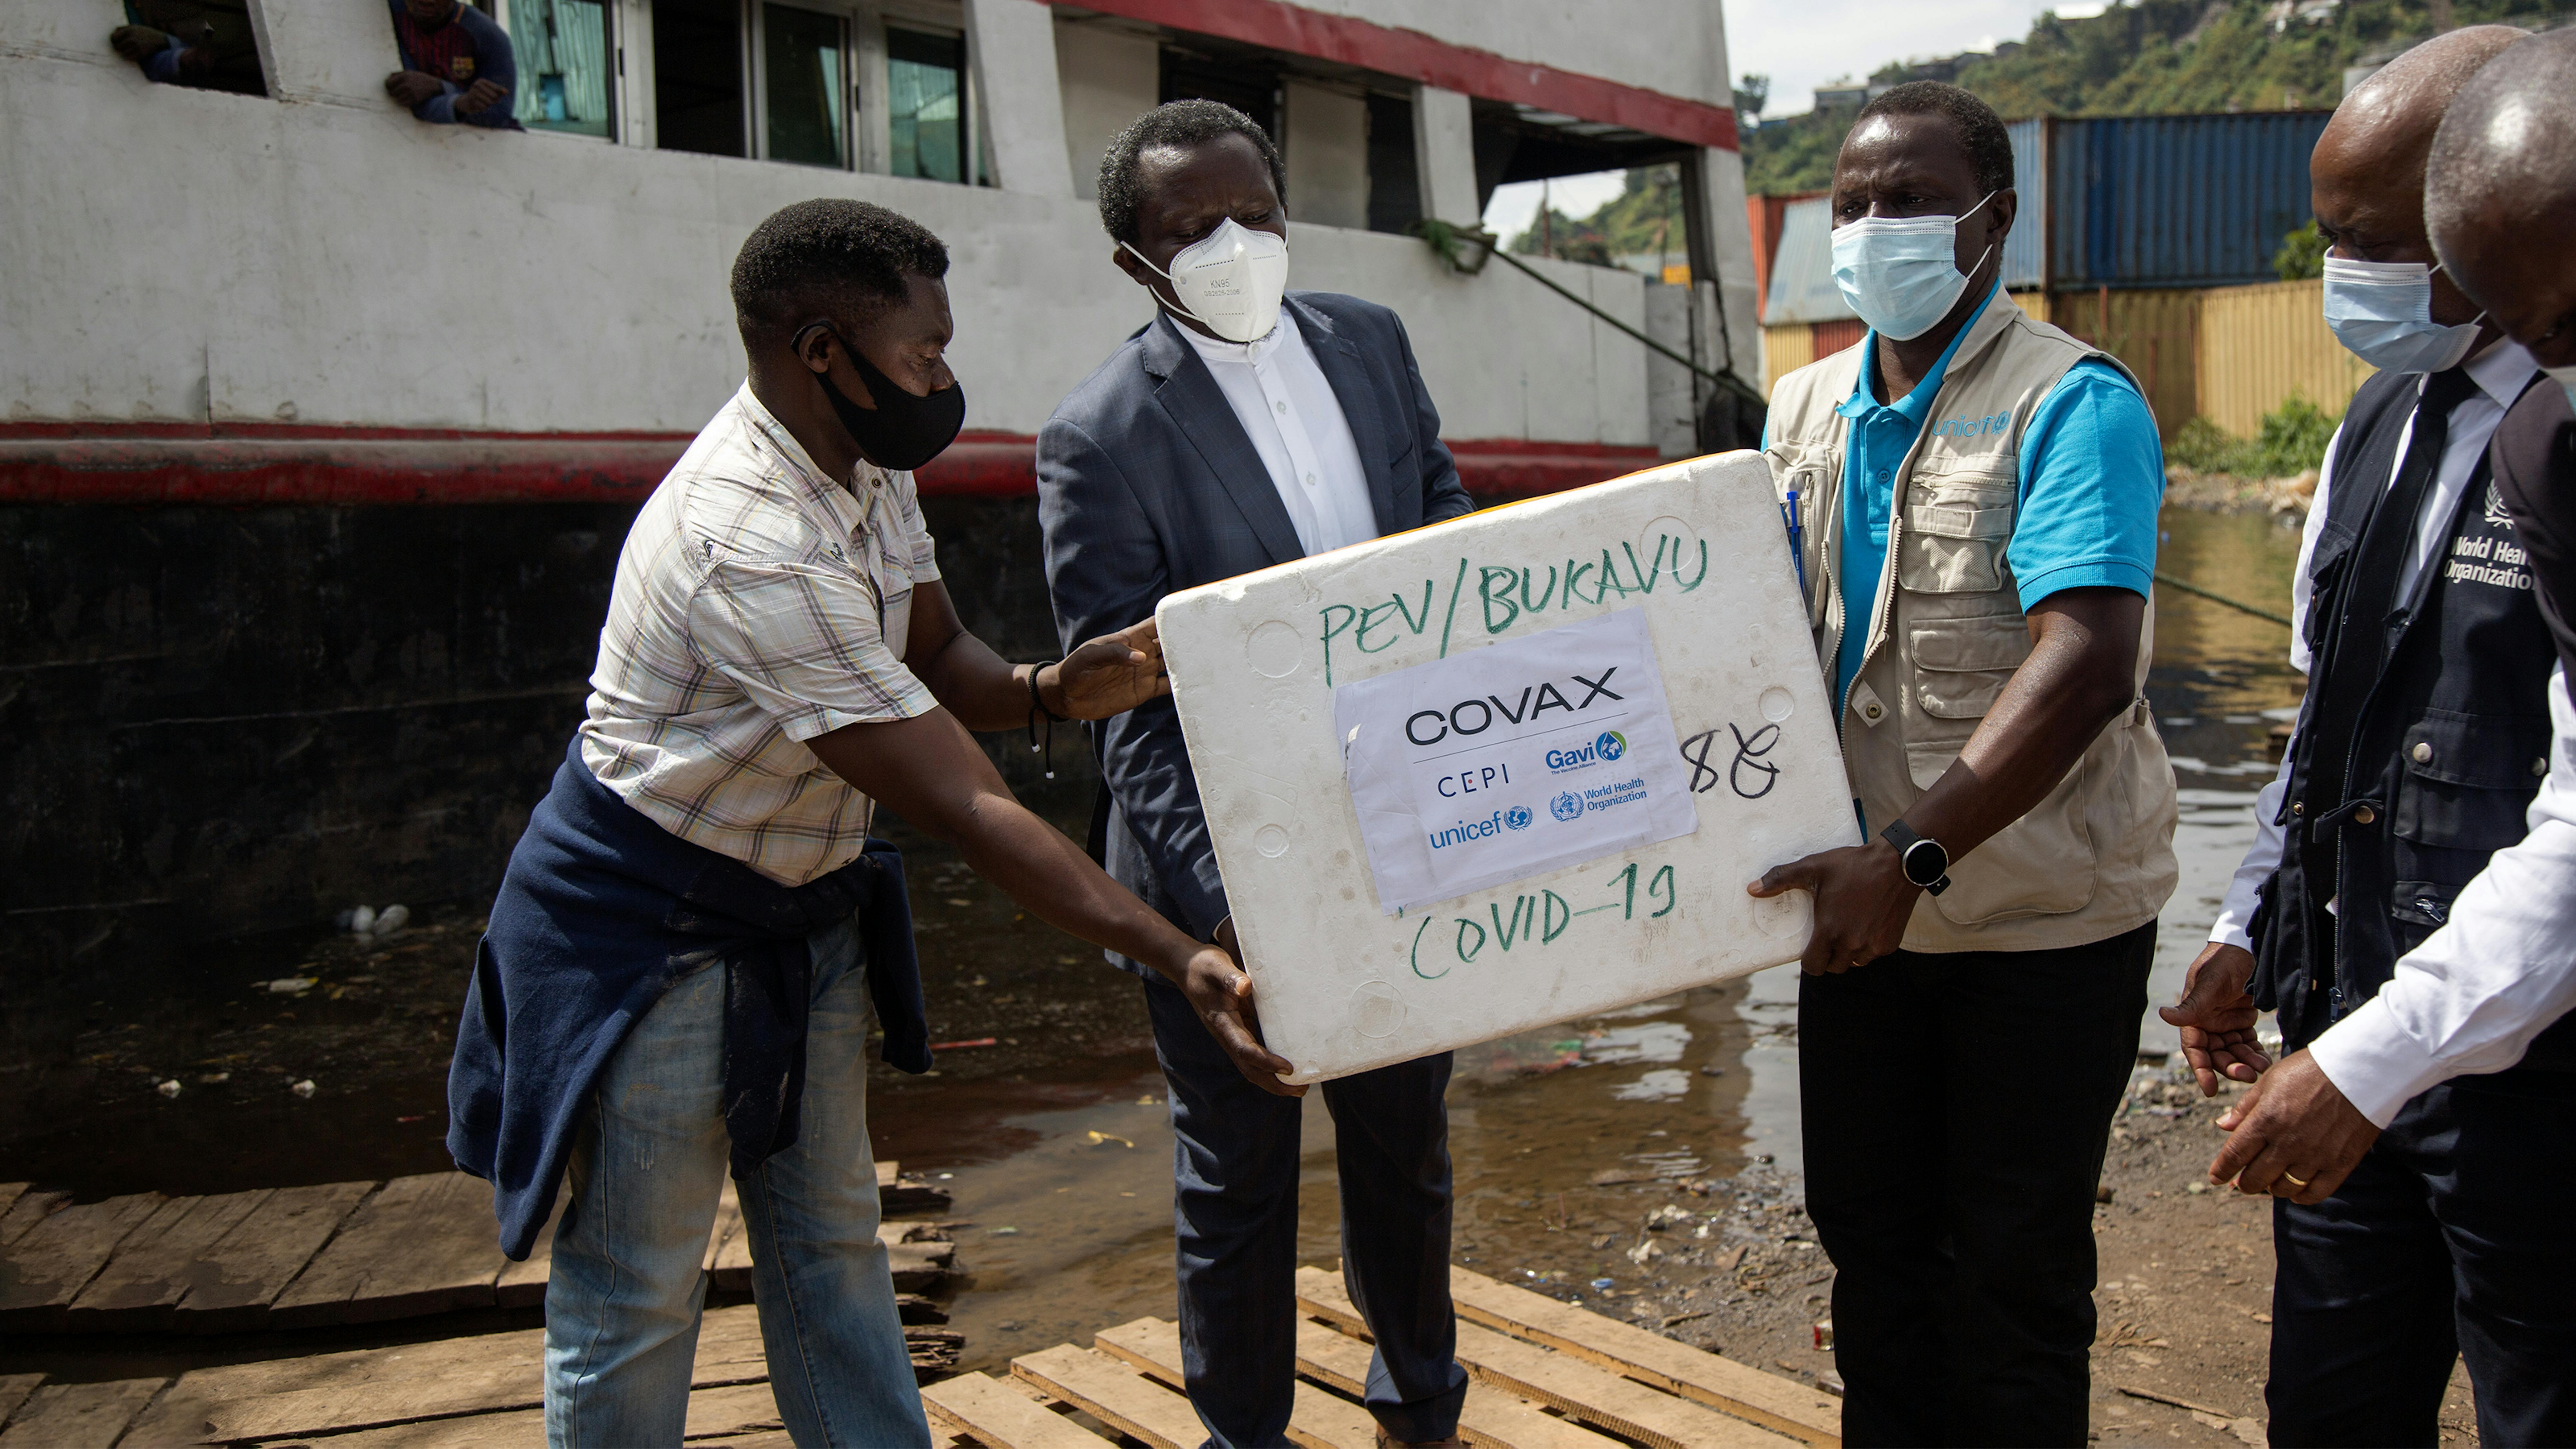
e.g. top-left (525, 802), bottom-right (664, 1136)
top-left (2046, 111), bottom-right (2332, 290)
top-left (2002, 118), bottom-right (2046, 291)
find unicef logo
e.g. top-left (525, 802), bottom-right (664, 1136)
top-left (1550, 791), bottom-right (1585, 822)
top-left (1503, 805), bottom-right (1532, 831)
top-left (1595, 730), bottom-right (1627, 761)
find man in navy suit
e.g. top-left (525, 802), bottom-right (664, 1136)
top-left (1038, 99), bottom-right (1475, 1449)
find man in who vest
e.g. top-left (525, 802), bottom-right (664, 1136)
top-left (2167, 28), bottom-right (2576, 1446)
top-left (1749, 82), bottom-right (2178, 1444)
top-left (2164, 28), bottom-right (2576, 1441)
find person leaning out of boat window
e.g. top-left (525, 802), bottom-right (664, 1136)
top-left (108, 0), bottom-right (266, 96)
top-left (1748, 80), bottom-right (2178, 1447)
top-left (384, 0), bottom-right (520, 129)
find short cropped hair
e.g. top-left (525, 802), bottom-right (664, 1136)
top-left (1852, 81), bottom-right (2015, 198)
top-left (1096, 98), bottom-right (1288, 245)
top-left (729, 198), bottom-right (949, 342)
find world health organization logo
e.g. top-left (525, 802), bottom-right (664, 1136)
top-left (1503, 805), bottom-right (1533, 831)
top-left (1550, 791), bottom-right (1585, 822)
top-left (1595, 730), bottom-right (1626, 761)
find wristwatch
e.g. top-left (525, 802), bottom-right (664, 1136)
top-left (1880, 820), bottom-right (1952, 896)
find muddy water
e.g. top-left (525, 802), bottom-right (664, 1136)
top-left (0, 506), bottom-right (2305, 1380)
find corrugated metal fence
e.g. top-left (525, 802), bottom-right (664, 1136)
top-left (2196, 278), bottom-right (2374, 435)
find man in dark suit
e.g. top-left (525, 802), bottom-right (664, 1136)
top-left (1037, 99), bottom-right (1474, 1449)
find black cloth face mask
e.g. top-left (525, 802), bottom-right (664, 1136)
top-left (812, 329), bottom-right (965, 473)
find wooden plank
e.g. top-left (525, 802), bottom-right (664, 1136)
top-left (1012, 1345), bottom-right (1204, 1449)
top-left (0, 1188), bottom-right (64, 1247)
top-left (201, 1339), bottom-right (548, 1441)
top-left (881, 1159), bottom-right (954, 1217)
top-left (1449, 1266), bottom-right (1842, 1447)
top-left (1092, 1317), bottom-right (1372, 1449)
top-left (0, 1379), bottom-right (163, 1449)
top-left (693, 1303), bottom-right (774, 1384)
top-left (245, 1407), bottom-right (545, 1448)
top-left (176, 1181), bottom-right (375, 1332)
top-left (685, 1381), bottom-right (785, 1439)
top-left (66, 1190), bottom-right (271, 1330)
top-left (1292, 1319), bottom-right (1619, 1449)
top-left (1295, 1268), bottom-right (1795, 1449)
top-left (130, 1302), bottom-right (771, 1446)
top-left (269, 1174), bottom-right (503, 1327)
top-left (0, 1192), bottom-right (165, 1331)
top-left (0, 1376), bottom-right (43, 1428)
top-left (922, 1371), bottom-right (1113, 1449)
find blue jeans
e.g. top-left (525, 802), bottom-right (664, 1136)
top-left (546, 917), bottom-right (930, 1448)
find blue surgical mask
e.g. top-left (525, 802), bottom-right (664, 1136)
top-left (2322, 257), bottom-right (2485, 374)
top-left (1831, 191), bottom-right (1999, 342)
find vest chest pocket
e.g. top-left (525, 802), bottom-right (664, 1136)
top-left (1907, 613), bottom-right (2032, 721)
top-left (2391, 708), bottom-right (2551, 860)
top-left (1899, 472), bottom-right (2016, 595)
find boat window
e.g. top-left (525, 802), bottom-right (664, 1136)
top-left (886, 27), bottom-right (966, 183)
top-left (495, 0), bottom-right (613, 137)
top-left (761, 3), bottom-right (850, 168)
top-left (653, 0), bottom-right (748, 158)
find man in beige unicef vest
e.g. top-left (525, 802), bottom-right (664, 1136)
top-left (1749, 83), bottom-right (2179, 1444)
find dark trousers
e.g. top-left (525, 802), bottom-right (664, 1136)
top-left (1144, 977), bottom-right (1469, 1448)
top-left (1801, 921), bottom-right (2154, 1447)
top-left (2267, 1069), bottom-right (2576, 1448)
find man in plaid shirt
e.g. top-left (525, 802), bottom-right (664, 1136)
top-left (450, 200), bottom-right (1274, 1448)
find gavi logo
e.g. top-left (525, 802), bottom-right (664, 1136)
top-left (1545, 729), bottom-right (1628, 772)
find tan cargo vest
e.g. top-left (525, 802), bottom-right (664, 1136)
top-left (1763, 289), bottom-right (2178, 954)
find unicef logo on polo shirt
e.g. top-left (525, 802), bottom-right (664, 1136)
top-left (1504, 805), bottom-right (1533, 831)
top-left (1550, 791), bottom-right (1585, 822)
top-left (1595, 730), bottom-right (1626, 761)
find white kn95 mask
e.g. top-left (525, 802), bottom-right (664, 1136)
top-left (1124, 218), bottom-right (1289, 344)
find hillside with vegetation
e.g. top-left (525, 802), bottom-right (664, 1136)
top-left (1731, 0), bottom-right (2566, 197)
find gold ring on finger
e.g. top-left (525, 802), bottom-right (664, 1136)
top-left (2281, 1170), bottom-right (2311, 1188)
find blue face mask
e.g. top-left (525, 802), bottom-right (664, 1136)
top-left (1830, 191), bottom-right (1998, 342)
top-left (2322, 257), bottom-right (2485, 373)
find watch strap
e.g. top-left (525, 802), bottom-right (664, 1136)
top-left (1879, 819), bottom-right (1951, 896)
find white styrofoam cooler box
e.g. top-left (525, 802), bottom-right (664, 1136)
top-left (1155, 451), bottom-right (1859, 1083)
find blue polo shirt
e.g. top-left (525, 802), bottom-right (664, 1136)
top-left (1794, 283), bottom-right (2165, 709)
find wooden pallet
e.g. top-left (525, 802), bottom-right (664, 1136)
top-left (0, 1165), bottom-right (954, 1336)
top-left (0, 1262), bottom-right (1833, 1449)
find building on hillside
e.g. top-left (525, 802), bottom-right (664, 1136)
top-left (0, 0), bottom-right (1763, 985)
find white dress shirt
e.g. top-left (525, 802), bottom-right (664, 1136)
top-left (2308, 668), bottom-right (2576, 1124)
top-left (1178, 309), bottom-right (1380, 556)
top-left (2207, 340), bottom-right (2539, 953)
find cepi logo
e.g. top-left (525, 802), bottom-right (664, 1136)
top-left (1550, 791), bottom-right (1585, 822)
top-left (1544, 728), bottom-right (1630, 773)
top-left (1504, 805), bottom-right (1533, 831)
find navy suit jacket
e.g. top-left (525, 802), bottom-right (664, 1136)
top-left (1037, 291), bottom-right (1475, 970)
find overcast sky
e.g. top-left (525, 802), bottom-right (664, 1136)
top-left (1481, 0), bottom-right (2111, 242)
